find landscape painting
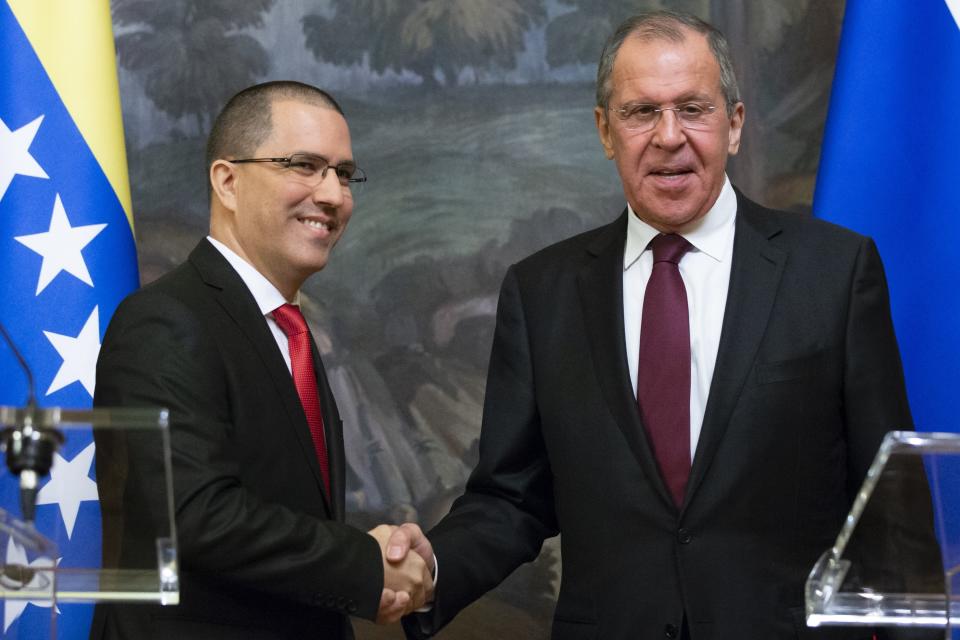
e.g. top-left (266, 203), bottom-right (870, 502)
top-left (112, 1), bottom-right (845, 636)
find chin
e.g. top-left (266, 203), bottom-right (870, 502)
top-left (307, 259), bottom-right (330, 275)
top-left (640, 209), bottom-right (697, 230)
top-left (293, 255), bottom-right (331, 279)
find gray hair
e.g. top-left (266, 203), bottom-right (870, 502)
top-left (595, 11), bottom-right (741, 115)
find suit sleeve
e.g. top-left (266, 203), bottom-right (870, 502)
top-left (842, 237), bottom-right (913, 483)
top-left (94, 291), bottom-right (384, 620)
top-left (842, 239), bottom-right (943, 640)
top-left (405, 266), bottom-right (559, 638)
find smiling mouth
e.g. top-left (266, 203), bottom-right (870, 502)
top-left (298, 217), bottom-right (332, 232)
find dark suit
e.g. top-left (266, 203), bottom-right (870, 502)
top-left (91, 239), bottom-right (382, 639)
top-left (406, 192), bottom-right (929, 639)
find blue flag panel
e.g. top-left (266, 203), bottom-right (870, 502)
top-left (814, 0), bottom-right (960, 433)
top-left (816, 5), bottom-right (960, 633)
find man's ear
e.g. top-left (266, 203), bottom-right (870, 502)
top-left (726, 102), bottom-right (745, 156)
top-left (210, 159), bottom-right (239, 212)
top-left (595, 106), bottom-right (615, 160)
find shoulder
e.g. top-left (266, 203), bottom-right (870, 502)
top-left (97, 260), bottom-right (229, 400)
top-left (111, 262), bottom-right (200, 322)
top-left (512, 213), bottom-right (624, 276)
top-left (104, 255), bottom-right (221, 359)
top-left (736, 191), bottom-right (871, 255)
top-left (111, 238), bottom-right (237, 326)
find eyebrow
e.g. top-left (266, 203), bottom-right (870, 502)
top-left (672, 92), bottom-right (714, 103)
top-left (290, 151), bottom-right (356, 166)
top-left (622, 92), bottom-right (714, 105)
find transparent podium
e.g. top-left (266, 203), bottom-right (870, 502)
top-left (807, 431), bottom-right (960, 635)
top-left (0, 406), bottom-right (177, 638)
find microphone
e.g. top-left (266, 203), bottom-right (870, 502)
top-left (0, 320), bottom-right (62, 523)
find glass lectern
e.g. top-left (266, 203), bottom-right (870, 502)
top-left (0, 406), bottom-right (177, 639)
top-left (807, 431), bottom-right (960, 636)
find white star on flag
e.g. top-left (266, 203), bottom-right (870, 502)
top-left (36, 442), bottom-right (99, 539)
top-left (2, 538), bottom-right (59, 632)
top-left (0, 115), bottom-right (48, 203)
top-left (43, 306), bottom-right (101, 397)
top-left (14, 194), bottom-right (107, 295)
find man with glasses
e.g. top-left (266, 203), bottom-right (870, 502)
top-left (400, 11), bottom-right (934, 640)
top-left (92, 81), bottom-right (432, 639)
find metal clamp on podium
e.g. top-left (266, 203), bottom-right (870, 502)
top-left (0, 406), bottom-right (178, 635)
top-left (807, 431), bottom-right (960, 632)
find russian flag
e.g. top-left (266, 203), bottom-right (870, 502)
top-left (815, 2), bottom-right (960, 632)
top-left (814, 0), bottom-right (960, 434)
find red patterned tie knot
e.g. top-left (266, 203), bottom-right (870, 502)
top-left (273, 303), bottom-right (309, 337)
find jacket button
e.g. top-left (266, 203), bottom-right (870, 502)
top-left (665, 623), bottom-right (679, 638)
top-left (347, 601), bottom-right (358, 613)
top-left (677, 528), bottom-right (692, 544)
top-left (336, 596), bottom-right (346, 609)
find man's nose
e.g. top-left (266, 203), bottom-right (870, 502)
top-left (312, 170), bottom-right (345, 206)
top-left (651, 109), bottom-right (686, 149)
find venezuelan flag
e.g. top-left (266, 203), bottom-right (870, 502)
top-left (0, 1), bottom-right (138, 636)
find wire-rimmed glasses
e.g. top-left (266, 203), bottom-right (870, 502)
top-left (228, 153), bottom-right (367, 188)
top-left (609, 101), bottom-right (719, 132)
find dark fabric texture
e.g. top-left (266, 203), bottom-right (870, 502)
top-left (404, 191), bottom-right (938, 640)
top-left (91, 240), bottom-right (383, 640)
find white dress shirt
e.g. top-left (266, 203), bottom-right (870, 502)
top-left (623, 176), bottom-right (737, 460)
top-left (207, 236), bottom-right (299, 374)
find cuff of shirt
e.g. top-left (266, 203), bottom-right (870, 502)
top-left (413, 554), bottom-right (438, 613)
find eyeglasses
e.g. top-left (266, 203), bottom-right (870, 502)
top-left (228, 153), bottom-right (367, 188)
top-left (609, 101), bottom-right (719, 132)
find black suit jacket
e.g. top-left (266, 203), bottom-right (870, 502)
top-left (406, 192), bottom-right (934, 639)
top-left (91, 240), bottom-right (382, 640)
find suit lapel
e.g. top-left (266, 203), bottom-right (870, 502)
top-left (578, 212), bottom-right (677, 510)
top-left (188, 240), bottom-right (334, 517)
top-left (684, 194), bottom-right (785, 508)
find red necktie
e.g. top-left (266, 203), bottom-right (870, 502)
top-left (637, 234), bottom-right (692, 507)
top-left (272, 303), bottom-right (330, 495)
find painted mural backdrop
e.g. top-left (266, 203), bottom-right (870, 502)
top-left (111, 1), bottom-right (844, 637)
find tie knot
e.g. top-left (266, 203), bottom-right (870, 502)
top-left (273, 303), bottom-right (308, 337)
top-left (650, 234), bottom-right (691, 265)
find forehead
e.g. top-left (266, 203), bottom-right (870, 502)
top-left (259, 99), bottom-right (352, 156)
top-left (610, 31), bottom-right (721, 103)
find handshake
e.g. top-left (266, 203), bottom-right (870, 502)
top-left (368, 523), bottom-right (435, 624)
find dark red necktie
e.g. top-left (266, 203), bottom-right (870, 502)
top-left (637, 234), bottom-right (692, 507)
top-left (272, 303), bottom-right (330, 495)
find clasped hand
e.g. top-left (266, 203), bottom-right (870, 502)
top-left (367, 523), bottom-right (435, 624)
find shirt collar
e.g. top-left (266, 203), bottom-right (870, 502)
top-left (207, 236), bottom-right (300, 315)
top-left (623, 175), bottom-right (737, 271)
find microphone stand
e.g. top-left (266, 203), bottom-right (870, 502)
top-left (0, 322), bottom-right (63, 524)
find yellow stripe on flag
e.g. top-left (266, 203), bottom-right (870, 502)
top-left (7, 0), bottom-right (134, 230)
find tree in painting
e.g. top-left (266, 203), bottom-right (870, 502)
top-left (112, 0), bottom-right (275, 134)
top-left (545, 0), bottom-right (708, 67)
top-left (302, 0), bottom-right (547, 88)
